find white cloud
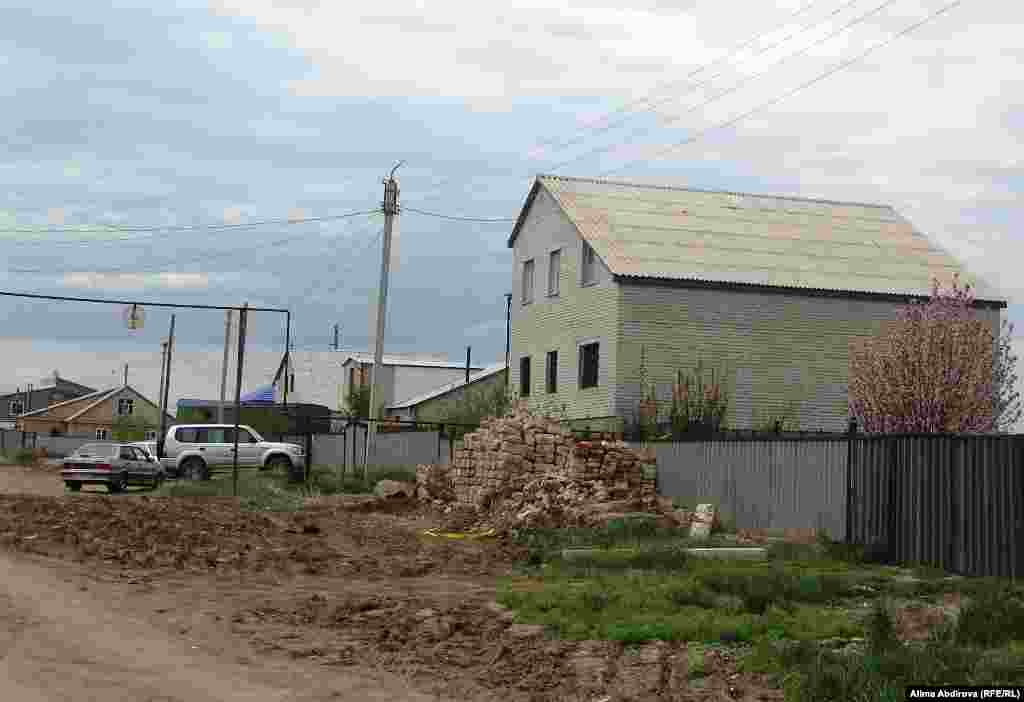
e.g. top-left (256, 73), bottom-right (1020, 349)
top-left (60, 272), bottom-right (210, 290)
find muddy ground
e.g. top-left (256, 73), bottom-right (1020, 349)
top-left (0, 463), bottom-right (783, 701)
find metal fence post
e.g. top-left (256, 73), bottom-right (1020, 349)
top-left (845, 418), bottom-right (857, 544)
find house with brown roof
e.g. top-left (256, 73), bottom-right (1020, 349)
top-left (16, 383), bottom-right (175, 439)
top-left (507, 174), bottom-right (1007, 431)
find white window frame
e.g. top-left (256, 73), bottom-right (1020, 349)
top-left (577, 338), bottom-right (601, 390)
top-left (9, 399), bottom-right (24, 416)
top-left (521, 259), bottom-right (535, 305)
top-left (116, 398), bottom-right (134, 416)
top-left (580, 240), bottom-right (597, 287)
top-left (95, 427), bottom-right (109, 440)
top-left (547, 249), bottom-right (561, 297)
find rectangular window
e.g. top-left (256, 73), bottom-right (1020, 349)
top-left (144, 430), bottom-right (157, 441)
top-left (521, 259), bottom-right (535, 304)
top-left (9, 399), bottom-right (24, 416)
top-left (545, 351), bottom-right (558, 394)
top-left (117, 398), bottom-right (134, 416)
top-left (520, 357), bottom-right (531, 397)
top-left (579, 342), bottom-right (599, 389)
top-left (547, 250), bottom-right (560, 296)
top-left (581, 241), bottom-right (597, 286)
top-left (95, 428), bottom-right (109, 440)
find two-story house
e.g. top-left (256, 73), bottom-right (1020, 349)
top-left (507, 174), bottom-right (1006, 432)
top-left (0, 373), bottom-right (96, 430)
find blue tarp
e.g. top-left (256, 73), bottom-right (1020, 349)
top-left (240, 385), bottom-right (275, 403)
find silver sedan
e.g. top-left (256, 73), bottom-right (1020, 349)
top-left (61, 442), bottom-right (166, 493)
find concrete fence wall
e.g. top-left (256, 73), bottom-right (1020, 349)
top-left (634, 439), bottom-right (849, 540)
top-left (0, 430), bottom-right (97, 457)
top-left (308, 430), bottom-right (452, 471)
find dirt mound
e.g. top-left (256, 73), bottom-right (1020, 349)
top-left (0, 494), bottom-right (520, 579)
top-left (231, 592), bottom-right (782, 701)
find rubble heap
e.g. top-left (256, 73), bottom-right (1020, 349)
top-left (416, 404), bottom-right (666, 530)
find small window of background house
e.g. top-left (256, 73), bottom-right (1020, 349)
top-left (520, 357), bottom-right (531, 397)
top-left (546, 350), bottom-right (558, 394)
top-left (521, 259), bottom-right (535, 304)
top-left (144, 430), bottom-right (157, 441)
top-left (548, 250), bottom-right (560, 296)
top-left (581, 241), bottom-right (597, 286)
top-left (95, 428), bottom-right (109, 440)
top-left (117, 398), bottom-right (134, 416)
top-left (9, 400), bottom-right (23, 416)
top-left (579, 342), bottom-right (599, 389)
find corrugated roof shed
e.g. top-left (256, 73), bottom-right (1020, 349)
top-left (509, 174), bottom-right (1005, 304)
top-left (387, 364), bottom-right (506, 410)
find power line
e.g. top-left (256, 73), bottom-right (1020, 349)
top-left (6, 213), bottom-right (383, 276)
top-left (534, 0), bottom-right (836, 155)
top-left (600, 0), bottom-right (966, 177)
top-left (549, 0), bottom-right (901, 173)
top-left (401, 206), bottom-right (517, 223)
top-left (0, 289), bottom-right (287, 313)
top-left (0, 207), bottom-right (381, 241)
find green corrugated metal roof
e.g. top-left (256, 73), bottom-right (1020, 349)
top-left (512, 174), bottom-right (1004, 303)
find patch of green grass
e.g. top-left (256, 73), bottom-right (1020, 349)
top-left (547, 544), bottom-right (690, 575)
top-left (497, 572), bottom-right (861, 645)
top-left (743, 594), bottom-right (1024, 701)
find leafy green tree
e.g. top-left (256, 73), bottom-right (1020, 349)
top-left (437, 381), bottom-right (510, 439)
top-left (112, 415), bottom-right (149, 441)
top-left (992, 319), bottom-right (1022, 432)
top-left (346, 383), bottom-right (371, 419)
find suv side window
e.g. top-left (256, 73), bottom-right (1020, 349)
top-left (206, 428), bottom-right (227, 443)
top-left (175, 428), bottom-right (199, 443)
top-left (238, 428), bottom-right (257, 443)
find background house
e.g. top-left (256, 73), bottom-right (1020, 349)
top-left (0, 372), bottom-right (96, 429)
top-left (508, 174), bottom-right (1006, 432)
top-left (339, 353), bottom-right (485, 416)
top-left (386, 365), bottom-right (507, 422)
top-left (17, 384), bottom-right (175, 439)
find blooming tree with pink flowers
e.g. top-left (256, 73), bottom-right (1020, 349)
top-left (848, 274), bottom-right (1000, 433)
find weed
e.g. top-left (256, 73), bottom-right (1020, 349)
top-left (13, 448), bottom-right (34, 465)
top-left (666, 583), bottom-right (717, 609)
top-left (955, 588), bottom-right (1024, 647)
top-left (864, 600), bottom-right (899, 654)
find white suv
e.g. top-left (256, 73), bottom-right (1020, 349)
top-left (160, 424), bottom-right (305, 480)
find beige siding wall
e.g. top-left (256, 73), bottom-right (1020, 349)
top-left (615, 283), bottom-right (1002, 432)
top-left (510, 188), bottom-right (620, 419)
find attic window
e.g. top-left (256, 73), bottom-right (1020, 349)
top-left (581, 242), bottom-right (597, 286)
top-left (117, 398), bottom-right (134, 416)
top-left (9, 399), bottom-right (24, 416)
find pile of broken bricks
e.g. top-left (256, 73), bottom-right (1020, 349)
top-left (414, 404), bottom-right (714, 533)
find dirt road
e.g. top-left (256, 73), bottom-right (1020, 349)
top-left (0, 551), bottom-right (446, 702)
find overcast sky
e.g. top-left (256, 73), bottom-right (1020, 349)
top-left (2, 0), bottom-right (1022, 413)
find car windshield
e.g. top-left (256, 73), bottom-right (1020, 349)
top-left (72, 444), bottom-right (117, 458)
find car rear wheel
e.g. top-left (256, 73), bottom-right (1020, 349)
top-left (182, 458), bottom-right (207, 481)
top-left (108, 474), bottom-right (127, 493)
top-left (65, 481), bottom-right (81, 492)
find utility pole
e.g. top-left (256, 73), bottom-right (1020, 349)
top-left (123, 364), bottom-right (128, 386)
top-left (465, 346), bottom-right (471, 383)
top-left (505, 293), bottom-right (512, 394)
top-left (219, 309), bottom-right (233, 424)
top-left (365, 161), bottom-right (403, 473)
top-left (157, 341), bottom-right (168, 428)
top-left (232, 303), bottom-right (248, 497)
top-left (332, 323), bottom-right (339, 351)
top-left (157, 314), bottom-right (176, 458)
